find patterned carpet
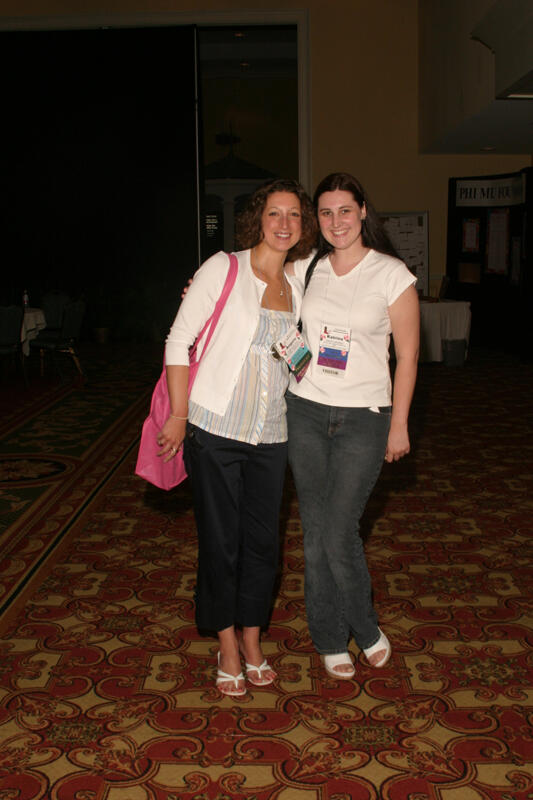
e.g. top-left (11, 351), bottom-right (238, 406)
top-left (0, 345), bottom-right (532, 799)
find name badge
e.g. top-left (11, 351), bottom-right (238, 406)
top-left (271, 324), bottom-right (311, 382)
top-left (317, 323), bottom-right (351, 377)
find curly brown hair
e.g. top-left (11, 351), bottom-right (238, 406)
top-left (235, 178), bottom-right (317, 260)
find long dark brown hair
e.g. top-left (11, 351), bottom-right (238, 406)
top-left (313, 172), bottom-right (399, 260)
top-left (236, 178), bottom-right (317, 261)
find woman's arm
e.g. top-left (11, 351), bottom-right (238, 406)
top-left (157, 365), bottom-right (189, 462)
top-left (166, 251), bottom-right (229, 365)
top-left (386, 284), bottom-right (420, 463)
top-left (159, 252), bottom-right (231, 461)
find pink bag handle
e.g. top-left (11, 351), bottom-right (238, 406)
top-left (135, 254), bottom-right (238, 491)
top-left (189, 252), bottom-right (238, 366)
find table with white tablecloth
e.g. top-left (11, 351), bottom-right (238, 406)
top-left (21, 307), bottom-right (46, 356)
top-left (419, 301), bottom-right (471, 362)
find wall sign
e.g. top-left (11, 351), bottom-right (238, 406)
top-left (456, 174), bottom-right (525, 207)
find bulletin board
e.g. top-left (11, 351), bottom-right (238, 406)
top-left (380, 211), bottom-right (429, 295)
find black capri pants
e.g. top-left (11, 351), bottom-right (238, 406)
top-left (183, 424), bottom-right (288, 632)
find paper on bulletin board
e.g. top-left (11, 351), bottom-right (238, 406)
top-left (380, 212), bottom-right (429, 295)
top-left (462, 218), bottom-right (480, 253)
top-left (486, 208), bottom-right (509, 275)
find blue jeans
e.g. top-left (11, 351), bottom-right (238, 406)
top-left (286, 391), bottom-right (390, 654)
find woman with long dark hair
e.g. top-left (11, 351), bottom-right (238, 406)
top-left (286, 172), bottom-right (419, 678)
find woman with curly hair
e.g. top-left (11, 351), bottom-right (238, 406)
top-left (159, 179), bottom-right (317, 696)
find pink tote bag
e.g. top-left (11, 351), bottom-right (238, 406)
top-left (135, 253), bottom-right (238, 490)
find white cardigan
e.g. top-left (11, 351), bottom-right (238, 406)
top-left (165, 249), bottom-right (302, 416)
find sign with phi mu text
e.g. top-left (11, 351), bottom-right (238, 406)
top-left (456, 175), bottom-right (525, 207)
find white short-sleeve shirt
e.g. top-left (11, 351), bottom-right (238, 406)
top-left (289, 249), bottom-right (416, 407)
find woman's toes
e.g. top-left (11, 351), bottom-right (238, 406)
top-left (366, 648), bottom-right (387, 667)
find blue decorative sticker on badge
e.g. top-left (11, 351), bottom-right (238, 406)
top-left (272, 325), bottom-right (312, 382)
top-left (317, 346), bottom-right (348, 370)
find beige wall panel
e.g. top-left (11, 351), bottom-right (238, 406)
top-left (419, 0), bottom-right (497, 150)
top-left (2, 0), bottom-right (530, 284)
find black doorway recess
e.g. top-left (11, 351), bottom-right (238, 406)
top-left (2, 26), bottom-right (200, 342)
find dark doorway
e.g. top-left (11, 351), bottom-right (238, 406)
top-left (198, 25), bottom-right (298, 259)
top-left (2, 26), bottom-right (199, 342)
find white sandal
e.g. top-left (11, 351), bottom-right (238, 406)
top-left (363, 628), bottom-right (391, 668)
top-left (244, 659), bottom-right (276, 687)
top-left (321, 652), bottom-right (355, 679)
top-left (216, 652), bottom-right (246, 697)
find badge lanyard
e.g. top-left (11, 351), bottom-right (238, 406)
top-left (268, 271), bottom-right (312, 382)
top-left (316, 259), bottom-right (363, 378)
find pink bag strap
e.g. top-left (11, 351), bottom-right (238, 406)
top-left (189, 252), bottom-right (238, 364)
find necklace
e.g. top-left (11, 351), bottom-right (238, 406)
top-left (253, 263), bottom-right (291, 312)
top-left (252, 263), bottom-right (288, 296)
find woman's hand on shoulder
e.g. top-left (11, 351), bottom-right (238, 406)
top-left (179, 250), bottom-right (230, 302)
top-left (284, 261), bottom-right (295, 277)
top-left (181, 278), bottom-right (193, 299)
